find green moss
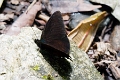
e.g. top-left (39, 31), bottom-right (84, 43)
top-left (32, 65), bottom-right (40, 71)
top-left (42, 74), bottom-right (54, 80)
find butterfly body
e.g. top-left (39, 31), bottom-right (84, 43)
top-left (36, 11), bottom-right (70, 59)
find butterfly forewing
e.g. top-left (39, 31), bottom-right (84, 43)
top-left (41, 11), bottom-right (66, 41)
top-left (40, 11), bottom-right (70, 57)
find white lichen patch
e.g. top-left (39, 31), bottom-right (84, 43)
top-left (0, 27), bottom-right (44, 80)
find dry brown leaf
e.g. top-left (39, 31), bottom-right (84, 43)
top-left (112, 2), bottom-right (120, 21)
top-left (62, 14), bottom-right (70, 21)
top-left (0, 22), bottom-right (6, 30)
top-left (110, 23), bottom-right (120, 51)
top-left (11, 0), bottom-right (20, 5)
top-left (106, 43), bottom-right (117, 55)
top-left (0, 14), bottom-right (9, 21)
top-left (6, 13), bottom-right (14, 19)
top-left (0, 22), bottom-right (6, 25)
top-left (0, 13), bottom-right (14, 21)
top-left (3, 0), bottom-right (41, 35)
top-left (91, 50), bottom-right (101, 59)
top-left (109, 61), bottom-right (120, 80)
top-left (90, 0), bottom-right (118, 9)
top-left (95, 42), bottom-right (108, 53)
top-left (68, 11), bottom-right (107, 52)
top-left (90, 0), bottom-right (120, 21)
top-left (94, 42), bottom-right (117, 55)
top-left (48, 0), bottom-right (102, 13)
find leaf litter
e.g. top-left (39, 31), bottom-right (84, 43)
top-left (0, 0), bottom-right (120, 80)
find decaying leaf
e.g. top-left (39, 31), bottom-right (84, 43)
top-left (90, 0), bottom-right (118, 9)
top-left (62, 14), bottom-right (70, 21)
top-left (109, 61), bottom-right (120, 80)
top-left (0, 22), bottom-right (6, 30)
top-left (110, 24), bottom-right (120, 51)
top-left (112, 2), bottom-right (120, 21)
top-left (11, 0), bottom-right (20, 5)
top-left (95, 42), bottom-right (108, 53)
top-left (2, 0), bottom-right (41, 35)
top-left (0, 0), bottom-right (4, 8)
top-left (47, 0), bottom-right (102, 13)
top-left (91, 42), bottom-right (117, 63)
top-left (93, 42), bottom-right (117, 55)
top-left (90, 0), bottom-right (120, 21)
top-left (0, 13), bottom-right (14, 21)
top-left (68, 11), bottom-right (107, 52)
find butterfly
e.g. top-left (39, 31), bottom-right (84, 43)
top-left (35, 11), bottom-right (70, 59)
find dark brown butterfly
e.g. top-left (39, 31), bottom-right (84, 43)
top-left (36, 11), bottom-right (70, 59)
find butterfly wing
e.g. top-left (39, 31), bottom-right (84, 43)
top-left (40, 11), bottom-right (70, 57)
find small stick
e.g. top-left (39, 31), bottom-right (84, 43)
top-left (26, 0), bottom-right (37, 14)
top-left (38, 14), bottom-right (49, 22)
